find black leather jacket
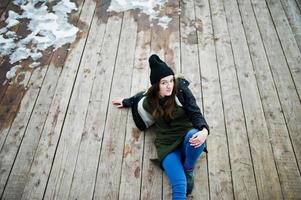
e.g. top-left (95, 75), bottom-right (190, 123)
top-left (122, 78), bottom-right (210, 134)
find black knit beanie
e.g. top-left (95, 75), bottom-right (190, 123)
top-left (149, 54), bottom-right (174, 85)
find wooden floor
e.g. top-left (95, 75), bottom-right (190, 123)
top-left (0, 0), bottom-right (301, 199)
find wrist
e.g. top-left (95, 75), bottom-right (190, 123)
top-left (201, 128), bottom-right (208, 134)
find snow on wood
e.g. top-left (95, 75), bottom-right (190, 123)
top-left (0, 0), bottom-right (78, 80)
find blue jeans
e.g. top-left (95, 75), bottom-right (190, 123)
top-left (162, 128), bottom-right (206, 200)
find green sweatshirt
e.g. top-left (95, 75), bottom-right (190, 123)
top-left (143, 97), bottom-right (194, 163)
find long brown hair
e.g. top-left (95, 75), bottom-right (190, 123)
top-left (146, 77), bottom-right (177, 121)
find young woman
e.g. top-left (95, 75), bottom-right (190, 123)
top-left (112, 54), bottom-right (209, 199)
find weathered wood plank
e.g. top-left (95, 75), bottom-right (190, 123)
top-left (4, 0), bottom-right (96, 199)
top-left (223, 0), bottom-right (287, 199)
top-left (0, 69), bottom-right (48, 200)
top-left (0, 0), bottom-right (11, 16)
top-left (280, 0), bottom-right (301, 51)
top-left (294, 0), bottom-right (301, 12)
top-left (266, 0), bottom-right (301, 99)
top-left (141, 129), bottom-right (163, 200)
top-left (195, 0), bottom-right (233, 199)
top-left (93, 11), bottom-right (137, 200)
top-left (165, 0), bottom-right (181, 73)
top-left (179, 0), bottom-right (210, 199)
top-left (66, 11), bottom-right (109, 200)
top-left (0, 73), bottom-right (31, 151)
top-left (0, 1), bottom-right (86, 199)
top-left (250, 0), bottom-right (301, 174)
top-left (209, 0), bottom-right (259, 198)
top-left (237, 0), bottom-right (301, 198)
top-left (118, 14), bottom-right (151, 200)
top-left (0, 0), bottom-right (11, 9)
top-left (68, 8), bottom-right (126, 200)
top-left (0, 71), bottom-right (30, 150)
top-left (41, 3), bottom-right (106, 200)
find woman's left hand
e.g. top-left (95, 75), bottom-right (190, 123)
top-left (189, 129), bottom-right (208, 148)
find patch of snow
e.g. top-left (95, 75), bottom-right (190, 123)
top-left (0, 0), bottom-right (78, 80)
top-left (157, 16), bottom-right (172, 29)
top-left (30, 51), bottom-right (43, 61)
top-left (6, 65), bottom-right (21, 80)
top-left (13, 0), bottom-right (44, 6)
top-left (0, 35), bottom-right (17, 55)
top-left (107, 0), bottom-right (172, 28)
top-left (5, 31), bottom-right (17, 38)
top-left (9, 47), bottom-right (30, 64)
top-left (53, 0), bottom-right (78, 14)
top-left (0, 27), bottom-right (7, 34)
top-left (29, 62), bottom-right (40, 68)
top-left (5, 10), bottom-right (21, 29)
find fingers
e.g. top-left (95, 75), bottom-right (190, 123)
top-left (113, 103), bottom-right (122, 108)
top-left (189, 133), bottom-right (200, 141)
top-left (189, 133), bottom-right (198, 143)
top-left (190, 140), bottom-right (203, 148)
top-left (112, 101), bottom-right (120, 105)
top-left (112, 98), bottom-right (123, 108)
top-left (112, 99), bottom-right (120, 104)
top-left (194, 142), bottom-right (203, 148)
top-left (190, 141), bottom-right (202, 148)
top-left (189, 137), bottom-right (200, 146)
top-left (189, 132), bottom-right (205, 148)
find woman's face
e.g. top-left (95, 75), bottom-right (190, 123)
top-left (159, 75), bottom-right (174, 97)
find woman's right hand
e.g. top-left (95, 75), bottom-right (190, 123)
top-left (112, 98), bottom-right (124, 108)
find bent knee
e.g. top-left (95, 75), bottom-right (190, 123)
top-left (186, 128), bottom-right (198, 139)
